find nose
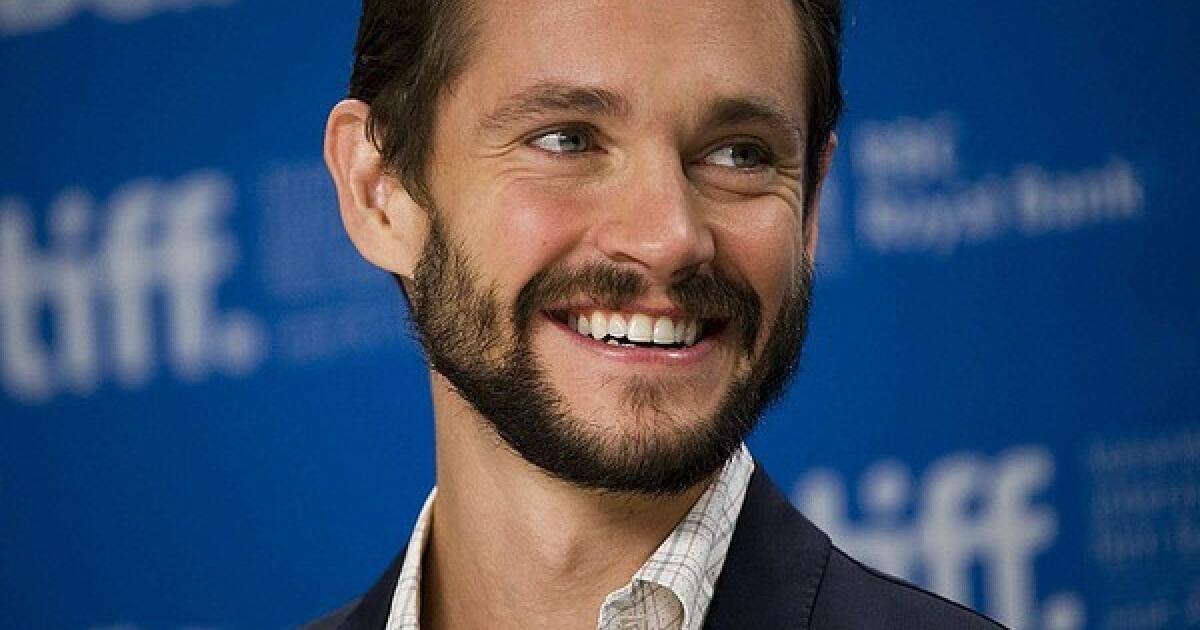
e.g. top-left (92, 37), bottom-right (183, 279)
top-left (595, 154), bottom-right (715, 286)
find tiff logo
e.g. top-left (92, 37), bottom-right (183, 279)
top-left (794, 446), bottom-right (1085, 630)
top-left (0, 0), bottom-right (233, 36)
top-left (0, 172), bottom-right (265, 403)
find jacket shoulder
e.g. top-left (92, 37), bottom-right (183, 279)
top-left (811, 546), bottom-right (1007, 629)
top-left (299, 542), bottom-right (408, 630)
top-left (299, 598), bottom-right (359, 630)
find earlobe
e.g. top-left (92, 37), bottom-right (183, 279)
top-left (803, 132), bottom-right (838, 261)
top-left (324, 99), bottom-right (428, 278)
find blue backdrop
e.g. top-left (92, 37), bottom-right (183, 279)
top-left (2, 2), bottom-right (1197, 628)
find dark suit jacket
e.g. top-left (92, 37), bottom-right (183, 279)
top-left (305, 466), bottom-right (1006, 629)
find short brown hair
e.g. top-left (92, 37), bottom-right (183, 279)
top-left (348, 0), bottom-right (843, 209)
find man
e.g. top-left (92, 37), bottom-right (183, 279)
top-left (314, 0), bottom-right (1004, 628)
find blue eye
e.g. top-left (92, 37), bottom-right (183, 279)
top-left (530, 128), bottom-right (593, 154)
top-left (706, 143), bottom-right (771, 169)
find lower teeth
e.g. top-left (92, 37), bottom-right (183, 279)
top-left (601, 336), bottom-right (685, 349)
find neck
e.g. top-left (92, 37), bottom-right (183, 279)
top-left (421, 373), bottom-right (711, 630)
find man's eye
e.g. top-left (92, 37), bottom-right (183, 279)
top-left (705, 143), bottom-right (771, 170)
top-left (529, 128), bottom-right (594, 154)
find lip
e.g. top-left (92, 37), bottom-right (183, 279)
top-left (544, 301), bottom-right (694, 320)
top-left (541, 312), bottom-right (720, 366)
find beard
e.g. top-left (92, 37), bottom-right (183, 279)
top-left (408, 209), bottom-right (813, 496)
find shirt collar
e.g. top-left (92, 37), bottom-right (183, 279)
top-left (611, 445), bottom-right (755, 630)
top-left (385, 489), bottom-right (435, 630)
top-left (385, 445), bottom-right (755, 630)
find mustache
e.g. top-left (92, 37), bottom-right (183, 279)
top-left (514, 263), bottom-right (762, 353)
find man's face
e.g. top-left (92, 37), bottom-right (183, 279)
top-left (409, 0), bottom-right (821, 494)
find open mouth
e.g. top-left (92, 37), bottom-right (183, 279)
top-left (546, 309), bottom-right (725, 350)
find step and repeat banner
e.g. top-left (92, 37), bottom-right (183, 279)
top-left (2, 2), bottom-right (1197, 628)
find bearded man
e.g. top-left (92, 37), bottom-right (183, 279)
top-left (312, 0), bottom-right (1005, 628)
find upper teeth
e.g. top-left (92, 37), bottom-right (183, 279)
top-left (567, 311), bottom-right (701, 347)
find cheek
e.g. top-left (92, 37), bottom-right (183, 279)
top-left (712, 203), bottom-right (803, 318)
top-left (464, 179), bottom-right (595, 280)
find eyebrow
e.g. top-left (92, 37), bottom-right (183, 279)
top-left (704, 96), bottom-right (806, 145)
top-left (476, 81), bottom-right (804, 145)
top-left (476, 81), bottom-right (632, 133)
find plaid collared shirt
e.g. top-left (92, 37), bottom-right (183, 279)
top-left (384, 445), bottom-right (755, 630)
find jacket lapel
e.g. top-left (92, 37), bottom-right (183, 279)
top-left (703, 465), bottom-right (832, 629)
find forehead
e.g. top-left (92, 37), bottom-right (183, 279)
top-left (455, 0), bottom-right (806, 123)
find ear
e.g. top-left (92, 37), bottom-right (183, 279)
top-left (324, 99), bottom-right (428, 279)
top-left (802, 132), bottom-right (837, 261)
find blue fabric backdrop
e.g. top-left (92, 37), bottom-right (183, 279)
top-left (2, 2), bottom-right (1197, 628)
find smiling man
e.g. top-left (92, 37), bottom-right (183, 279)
top-left (313, 1), bottom-right (1003, 629)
